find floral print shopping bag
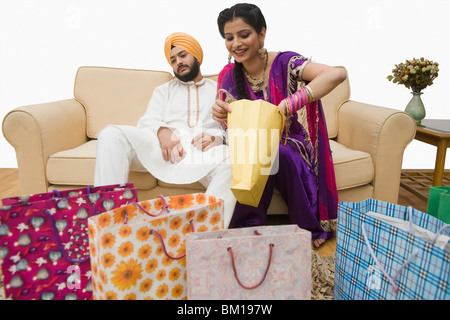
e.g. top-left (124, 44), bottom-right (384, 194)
top-left (88, 193), bottom-right (223, 300)
top-left (0, 183), bottom-right (137, 300)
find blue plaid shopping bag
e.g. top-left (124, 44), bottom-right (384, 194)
top-left (334, 199), bottom-right (449, 300)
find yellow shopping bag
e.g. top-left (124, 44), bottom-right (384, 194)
top-left (227, 99), bottom-right (286, 207)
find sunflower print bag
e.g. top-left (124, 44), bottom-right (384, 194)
top-left (88, 193), bottom-right (223, 300)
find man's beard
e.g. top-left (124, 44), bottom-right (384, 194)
top-left (174, 59), bottom-right (200, 82)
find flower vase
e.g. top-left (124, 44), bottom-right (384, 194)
top-left (405, 92), bottom-right (426, 124)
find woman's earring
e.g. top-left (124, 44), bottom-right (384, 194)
top-left (228, 53), bottom-right (232, 64)
top-left (258, 46), bottom-right (267, 60)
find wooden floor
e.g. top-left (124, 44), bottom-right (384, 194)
top-left (0, 168), bottom-right (437, 259)
top-left (0, 168), bottom-right (21, 200)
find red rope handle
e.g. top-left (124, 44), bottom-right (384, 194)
top-left (227, 243), bottom-right (274, 290)
top-left (150, 220), bottom-right (194, 260)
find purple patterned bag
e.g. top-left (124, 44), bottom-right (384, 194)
top-left (0, 183), bottom-right (137, 300)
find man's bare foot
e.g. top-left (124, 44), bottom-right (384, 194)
top-left (312, 238), bottom-right (325, 248)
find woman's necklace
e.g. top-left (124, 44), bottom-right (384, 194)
top-left (243, 51), bottom-right (269, 92)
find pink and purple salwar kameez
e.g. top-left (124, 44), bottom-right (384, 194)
top-left (217, 51), bottom-right (338, 240)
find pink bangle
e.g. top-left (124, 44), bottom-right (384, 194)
top-left (297, 90), bottom-right (304, 110)
top-left (288, 95), bottom-right (295, 115)
top-left (290, 95), bottom-right (296, 115)
top-left (300, 88), bottom-right (307, 107)
top-left (285, 86), bottom-right (315, 116)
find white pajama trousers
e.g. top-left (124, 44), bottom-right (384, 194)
top-left (94, 126), bottom-right (236, 228)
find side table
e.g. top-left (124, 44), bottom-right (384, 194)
top-left (400, 119), bottom-right (450, 200)
top-left (415, 119), bottom-right (450, 186)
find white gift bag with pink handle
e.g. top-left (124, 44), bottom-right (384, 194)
top-left (186, 224), bottom-right (311, 300)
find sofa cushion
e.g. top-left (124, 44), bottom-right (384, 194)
top-left (329, 140), bottom-right (374, 190)
top-left (47, 140), bottom-right (98, 185)
top-left (74, 67), bottom-right (173, 139)
top-left (46, 140), bottom-right (195, 190)
top-left (158, 180), bottom-right (205, 190)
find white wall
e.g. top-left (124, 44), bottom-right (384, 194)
top-left (1, 0), bottom-right (449, 169)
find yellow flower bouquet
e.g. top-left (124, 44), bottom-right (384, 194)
top-left (387, 57), bottom-right (439, 93)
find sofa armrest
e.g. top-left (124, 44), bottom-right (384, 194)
top-left (2, 99), bottom-right (87, 194)
top-left (336, 100), bottom-right (416, 203)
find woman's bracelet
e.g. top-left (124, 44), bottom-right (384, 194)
top-left (283, 86), bottom-right (316, 116)
top-left (305, 85), bottom-right (315, 102)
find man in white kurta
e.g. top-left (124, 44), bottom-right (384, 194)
top-left (94, 32), bottom-right (235, 228)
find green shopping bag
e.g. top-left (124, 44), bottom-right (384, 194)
top-left (427, 186), bottom-right (450, 223)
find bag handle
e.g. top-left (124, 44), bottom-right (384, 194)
top-left (432, 224), bottom-right (450, 244)
top-left (216, 89), bottom-right (236, 130)
top-left (51, 186), bottom-right (102, 216)
top-left (362, 206), bottom-right (450, 293)
top-left (150, 220), bottom-right (194, 260)
top-left (227, 243), bottom-right (274, 290)
top-left (51, 185), bottom-right (92, 199)
top-left (216, 88), bottom-right (236, 104)
top-left (42, 187), bottom-right (105, 264)
top-left (124, 196), bottom-right (170, 223)
top-left (44, 208), bottom-right (91, 264)
top-left (52, 189), bottom-right (62, 199)
top-left (362, 220), bottom-right (416, 293)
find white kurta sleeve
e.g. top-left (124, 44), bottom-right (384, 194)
top-left (136, 85), bottom-right (168, 135)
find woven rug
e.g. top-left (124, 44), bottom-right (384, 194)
top-left (311, 251), bottom-right (335, 300)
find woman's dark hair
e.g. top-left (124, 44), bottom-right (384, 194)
top-left (217, 3), bottom-right (267, 99)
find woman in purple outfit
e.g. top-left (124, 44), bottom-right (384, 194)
top-left (212, 3), bottom-right (347, 247)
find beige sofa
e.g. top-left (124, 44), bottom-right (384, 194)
top-left (2, 66), bottom-right (416, 214)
